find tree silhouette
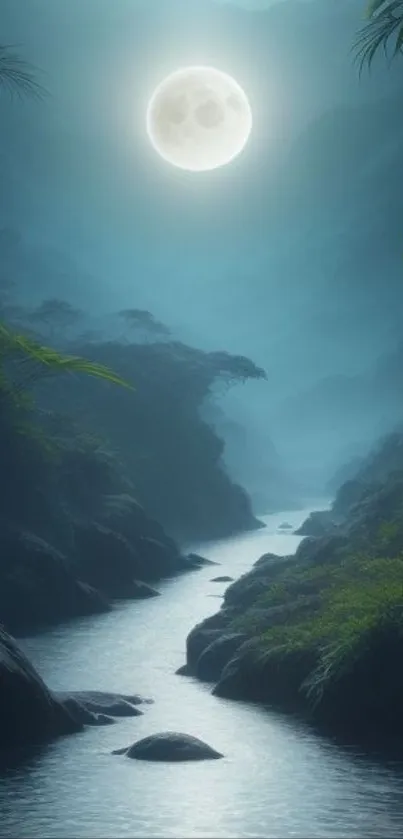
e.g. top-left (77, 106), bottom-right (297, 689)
top-left (29, 299), bottom-right (83, 340)
top-left (207, 351), bottom-right (266, 387)
top-left (355, 1), bottom-right (403, 71)
top-left (118, 308), bottom-right (171, 343)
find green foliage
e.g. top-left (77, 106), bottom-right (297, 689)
top-left (376, 519), bottom-right (402, 548)
top-left (0, 272), bottom-right (263, 540)
top-left (230, 548), bottom-right (403, 710)
top-left (354, 1), bottom-right (403, 71)
top-left (0, 323), bottom-right (133, 391)
top-left (303, 566), bottom-right (403, 707)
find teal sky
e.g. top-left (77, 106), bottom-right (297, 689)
top-left (216, 0), bottom-right (300, 6)
top-left (217, 1), bottom-right (285, 5)
top-left (0, 0), bottom-right (401, 484)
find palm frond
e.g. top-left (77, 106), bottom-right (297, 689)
top-left (0, 323), bottom-right (134, 390)
top-left (354, 0), bottom-right (403, 73)
top-left (0, 44), bottom-right (46, 99)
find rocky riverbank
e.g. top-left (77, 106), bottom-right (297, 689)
top-left (0, 297), bottom-right (272, 637)
top-left (0, 626), bottom-right (153, 752)
top-left (181, 433), bottom-right (403, 746)
top-left (0, 317), bottom-right (267, 637)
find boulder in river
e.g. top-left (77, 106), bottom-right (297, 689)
top-left (278, 522), bottom-right (293, 530)
top-left (55, 691), bottom-right (151, 726)
top-left (210, 575), bottom-right (234, 582)
top-left (0, 627), bottom-right (153, 751)
top-left (185, 553), bottom-right (219, 568)
top-left (0, 627), bottom-right (80, 750)
top-left (112, 732), bottom-right (224, 761)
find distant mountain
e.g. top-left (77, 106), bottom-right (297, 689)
top-left (269, 338), bottom-right (403, 492)
top-left (1, 0), bottom-right (403, 496)
top-left (202, 400), bottom-right (303, 513)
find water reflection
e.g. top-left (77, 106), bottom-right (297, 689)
top-left (1, 511), bottom-right (403, 838)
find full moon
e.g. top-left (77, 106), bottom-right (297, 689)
top-left (146, 66), bottom-right (252, 172)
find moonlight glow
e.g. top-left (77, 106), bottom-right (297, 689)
top-left (146, 66), bottom-right (252, 172)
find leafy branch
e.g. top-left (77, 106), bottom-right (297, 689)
top-left (0, 323), bottom-right (133, 391)
top-left (354, 1), bottom-right (403, 72)
top-left (0, 44), bottom-right (46, 99)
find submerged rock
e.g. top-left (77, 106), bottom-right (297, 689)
top-left (210, 575), bottom-right (234, 583)
top-left (112, 732), bottom-right (223, 761)
top-left (278, 522), bottom-right (293, 530)
top-left (55, 691), bottom-right (150, 725)
top-left (185, 553), bottom-right (219, 568)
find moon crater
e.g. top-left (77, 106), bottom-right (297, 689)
top-left (165, 94), bottom-right (189, 124)
top-left (195, 99), bottom-right (225, 129)
top-left (146, 66), bottom-right (252, 172)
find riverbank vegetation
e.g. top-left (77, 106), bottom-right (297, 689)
top-left (185, 434), bottom-right (403, 742)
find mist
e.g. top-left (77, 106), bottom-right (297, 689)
top-left (1, 0), bottom-right (403, 506)
top-left (4, 0), bottom-right (403, 826)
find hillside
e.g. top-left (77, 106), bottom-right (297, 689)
top-left (182, 432), bottom-right (403, 746)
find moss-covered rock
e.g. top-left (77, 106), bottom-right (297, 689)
top-left (183, 459), bottom-right (403, 745)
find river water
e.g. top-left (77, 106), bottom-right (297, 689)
top-left (1, 509), bottom-right (403, 838)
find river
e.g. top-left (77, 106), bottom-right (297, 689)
top-left (1, 508), bottom-right (403, 838)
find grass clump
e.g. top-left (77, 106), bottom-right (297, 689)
top-left (228, 549), bottom-right (403, 716)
